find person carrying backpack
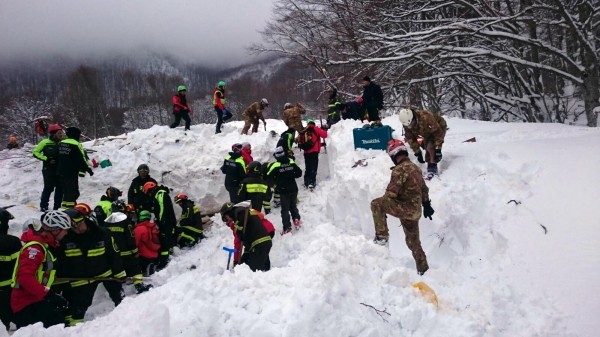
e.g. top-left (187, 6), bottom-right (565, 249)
top-left (214, 81), bottom-right (232, 134)
top-left (298, 119), bottom-right (328, 190)
top-left (134, 211), bottom-right (160, 276)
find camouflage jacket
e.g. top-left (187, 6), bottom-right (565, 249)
top-left (282, 104), bottom-right (306, 124)
top-left (383, 157), bottom-right (429, 221)
top-left (403, 109), bottom-right (447, 153)
top-left (242, 102), bottom-right (266, 122)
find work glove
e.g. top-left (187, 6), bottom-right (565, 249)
top-left (423, 200), bottom-right (435, 220)
top-left (415, 151), bottom-right (425, 164)
top-left (87, 168), bottom-right (94, 176)
top-left (135, 283), bottom-right (153, 294)
top-left (45, 290), bottom-right (69, 311)
top-left (435, 149), bottom-right (442, 163)
top-left (264, 208), bottom-right (271, 215)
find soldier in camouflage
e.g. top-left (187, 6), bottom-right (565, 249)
top-left (370, 139), bottom-right (435, 275)
top-left (399, 108), bottom-right (447, 179)
top-left (241, 99), bottom-right (269, 135)
top-left (282, 102), bottom-right (306, 134)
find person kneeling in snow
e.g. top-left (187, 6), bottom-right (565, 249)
top-left (173, 194), bottom-right (204, 248)
top-left (370, 139), bottom-right (434, 276)
top-left (220, 202), bottom-right (272, 272)
top-left (134, 211), bottom-right (161, 276)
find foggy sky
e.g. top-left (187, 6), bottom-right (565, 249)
top-left (0, 0), bottom-right (276, 67)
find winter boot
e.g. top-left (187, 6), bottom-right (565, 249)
top-left (293, 219), bottom-right (302, 230)
top-left (417, 259), bottom-right (429, 276)
top-left (281, 228), bottom-right (292, 236)
top-left (373, 236), bottom-right (389, 246)
top-left (135, 283), bottom-right (153, 294)
top-left (426, 163), bottom-right (437, 180)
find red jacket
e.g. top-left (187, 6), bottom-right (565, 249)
top-left (241, 148), bottom-right (253, 166)
top-left (172, 94), bottom-right (191, 113)
top-left (134, 221), bottom-right (161, 259)
top-left (304, 125), bottom-right (328, 154)
top-left (11, 228), bottom-right (58, 313)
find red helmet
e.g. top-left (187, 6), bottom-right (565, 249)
top-left (143, 182), bottom-right (157, 194)
top-left (174, 193), bottom-right (188, 203)
top-left (125, 203), bottom-right (136, 213)
top-left (74, 203), bottom-right (92, 217)
top-left (355, 97), bottom-right (364, 103)
top-left (387, 139), bottom-right (407, 157)
top-left (47, 124), bottom-right (62, 133)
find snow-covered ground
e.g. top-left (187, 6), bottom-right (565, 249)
top-left (0, 116), bottom-right (598, 337)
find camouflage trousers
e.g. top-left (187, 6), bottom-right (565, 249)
top-left (370, 197), bottom-right (428, 270)
top-left (241, 117), bottom-right (260, 135)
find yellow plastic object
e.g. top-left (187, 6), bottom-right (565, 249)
top-left (412, 281), bottom-right (439, 308)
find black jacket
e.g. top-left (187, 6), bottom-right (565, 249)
top-left (103, 212), bottom-right (138, 257)
top-left (0, 233), bottom-right (22, 287)
top-left (57, 219), bottom-right (125, 279)
top-left (151, 186), bottom-right (177, 231)
top-left (176, 200), bottom-right (203, 243)
top-left (221, 152), bottom-right (247, 188)
top-left (362, 82), bottom-right (384, 111)
top-left (57, 138), bottom-right (91, 178)
top-left (238, 174), bottom-right (272, 212)
top-left (266, 157), bottom-right (302, 194)
top-left (277, 128), bottom-right (296, 159)
top-left (127, 175), bottom-right (158, 212)
top-left (342, 101), bottom-right (365, 121)
top-left (231, 207), bottom-right (271, 252)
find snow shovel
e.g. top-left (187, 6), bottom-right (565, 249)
top-left (223, 246), bottom-right (237, 270)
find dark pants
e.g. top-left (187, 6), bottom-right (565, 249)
top-left (41, 169), bottom-right (62, 210)
top-left (102, 281), bottom-right (124, 306)
top-left (280, 191), bottom-right (300, 231)
top-left (245, 242), bottom-right (272, 272)
top-left (64, 282), bottom-right (97, 326)
top-left (0, 287), bottom-right (12, 330)
top-left (226, 185), bottom-right (240, 204)
top-left (303, 152), bottom-right (319, 187)
top-left (60, 175), bottom-right (80, 209)
top-left (139, 256), bottom-right (158, 276)
top-left (215, 106), bottom-right (232, 133)
top-left (170, 111), bottom-right (191, 130)
top-left (122, 254), bottom-right (143, 280)
top-left (13, 299), bottom-right (65, 329)
top-left (366, 107), bottom-right (381, 122)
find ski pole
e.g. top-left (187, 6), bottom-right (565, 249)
top-left (223, 246), bottom-right (237, 270)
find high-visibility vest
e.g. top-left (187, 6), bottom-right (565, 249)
top-left (212, 89), bottom-right (226, 106)
top-left (11, 241), bottom-right (56, 289)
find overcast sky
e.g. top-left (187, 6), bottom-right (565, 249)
top-left (0, 0), bottom-right (276, 67)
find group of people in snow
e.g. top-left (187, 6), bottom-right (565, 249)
top-left (0, 161), bottom-right (205, 330)
top-left (0, 75), bottom-right (448, 331)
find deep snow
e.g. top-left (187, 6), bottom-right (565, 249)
top-left (0, 116), bottom-right (598, 337)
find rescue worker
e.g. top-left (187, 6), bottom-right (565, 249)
top-left (11, 210), bottom-right (71, 328)
top-left (341, 99), bottom-right (365, 121)
top-left (276, 126), bottom-right (296, 159)
top-left (238, 161), bottom-right (272, 214)
top-left (105, 201), bottom-right (151, 294)
top-left (6, 136), bottom-right (19, 150)
top-left (282, 102), bottom-right (306, 134)
top-left (326, 87), bottom-right (342, 126)
top-left (94, 186), bottom-right (122, 226)
top-left (57, 127), bottom-right (93, 209)
top-left (398, 107), bottom-right (447, 179)
top-left (213, 81), bottom-right (232, 134)
top-left (241, 98), bottom-right (269, 135)
top-left (220, 202), bottom-right (272, 272)
top-left (261, 161), bottom-right (280, 209)
top-left (266, 147), bottom-right (303, 234)
top-left (301, 119), bottom-right (328, 190)
top-left (361, 76), bottom-right (384, 125)
top-left (173, 194), bottom-right (204, 248)
top-left (58, 208), bottom-right (126, 326)
top-left (127, 164), bottom-right (158, 214)
top-left (0, 208), bottom-right (20, 330)
top-left (143, 182), bottom-right (176, 269)
top-left (134, 210), bottom-right (160, 276)
top-left (220, 143), bottom-right (247, 203)
top-left (170, 85), bottom-right (192, 130)
top-left (33, 123), bottom-right (65, 211)
top-left (370, 139), bottom-right (434, 275)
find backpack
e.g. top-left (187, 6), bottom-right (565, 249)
top-left (298, 129), bottom-right (315, 150)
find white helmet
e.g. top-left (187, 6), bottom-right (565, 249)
top-left (261, 98), bottom-right (269, 106)
top-left (41, 210), bottom-right (72, 230)
top-left (22, 218), bottom-right (42, 232)
top-left (284, 102), bottom-right (293, 110)
top-left (398, 108), bottom-right (414, 126)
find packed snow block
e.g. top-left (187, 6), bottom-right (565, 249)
top-left (352, 125), bottom-right (392, 150)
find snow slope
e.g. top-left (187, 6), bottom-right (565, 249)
top-left (0, 117), bottom-right (598, 337)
